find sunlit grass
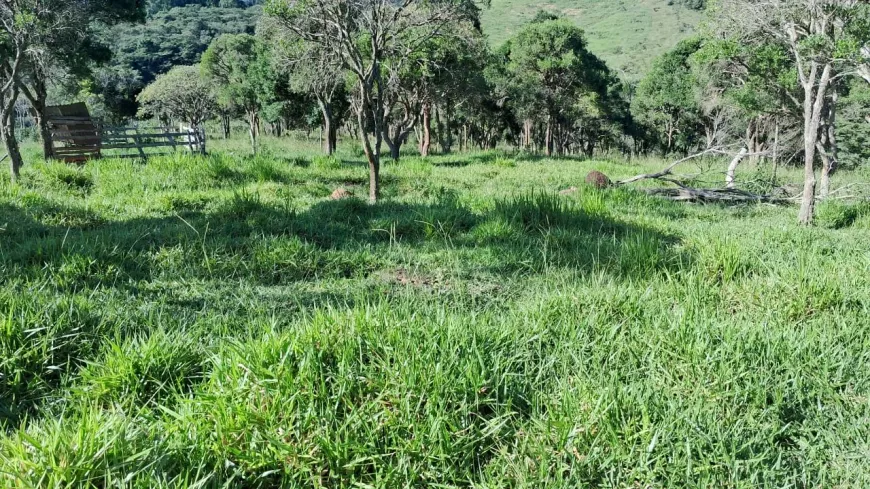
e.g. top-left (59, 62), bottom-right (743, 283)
top-left (1, 137), bottom-right (869, 487)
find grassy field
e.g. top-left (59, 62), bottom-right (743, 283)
top-left (480, 0), bottom-right (704, 79)
top-left (2, 137), bottom-right (870, 487)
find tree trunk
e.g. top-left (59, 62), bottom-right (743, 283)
top-left (318, 100), bottom-right (336, 155)
top-left (358, 77), bottom-right (382, 203)
top-left (819, 91), bottom-right (838, 198)
top-left (442, 101), bottom-right (453, 154)
top-left (221, 114), bottom-right (231, 139)
top-left (382, 121), bottom-right (404, 162)
top-left (771, 119), bottom-right (780, 187)
top-left (384, 128), bottom-right (401, 161)
top-left (420, 102), bottom-right (432, 157)
top-left (523, 119), bottom-right (532, 150)
top-left (357, 104), bottom-right (380, 202)
top-left (21, 75), bottom-right (53, 160)
top-left (544, 116), bottom-right (553, 157)
top-left (797, 63), bottom-right (832, 226)
top-left (725, 147), bottom-right (748, 189)
top-left (328, 122), bottom-right (338, 156)
top-left (1, 108), bottom-right (23, 182)
top-left (248, 110), bottom-right (258, 155)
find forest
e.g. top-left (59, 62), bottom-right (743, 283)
top-left (2, 0), bottom-right (870, 487)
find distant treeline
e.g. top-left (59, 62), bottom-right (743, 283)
top-left (146, 0), bottom-right (262, 15)
top-left (670, 0), bottom-right (706, 10)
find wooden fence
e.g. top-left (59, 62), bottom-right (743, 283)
top-left (45, 103), bottom-right (206, 164)
top-left (49, 125), bottom-right (205, 163)
top-left (100, 126), bottom-right (205, 159)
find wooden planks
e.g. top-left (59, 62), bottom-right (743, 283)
top-left (46, 103), bottom-right (102, 163)
top-left (44, 103), bottom-right (206, 163)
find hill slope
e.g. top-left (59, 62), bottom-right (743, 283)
top-left (481, 0), bottom-right (704, 79)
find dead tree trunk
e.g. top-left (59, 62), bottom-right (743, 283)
top-left (725, 147), bottom-right (749, 188)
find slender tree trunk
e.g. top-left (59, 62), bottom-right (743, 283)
top-left (442, 100), bottom-right (453, 154)
top-left (420, 102), bottom-right (432, 157)
top-left (318, 99), bottom-right (336, 155)
top-left (544, 115), bottom-right (553, 157)
top-left (383, 125), bottom-right (402, 161)
top-left (20, 75), bottom-right (53, 160)
top-left (819, 91), bottom-right (838, 198)
top-left (329, 122), bottom-right (337, 156)
top-left (771, 118), bottom-right (780, 187)
top-left (358, 76), bottom-right (382, 202)
top-left (798, 63), bottom-right (832, 225)
top-left (221, 114), bottom-right (231, 139)
top-left (357, 102), bottom-right (379, 202)
top-left (523, 119), bottom-right (532, 150)
top-left (1, 107), bottom-right (23, 182)
top-left (248, 110), bottom-right (258, 155)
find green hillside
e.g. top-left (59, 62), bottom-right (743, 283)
top-left (481, 0), bottom-right (704, 79)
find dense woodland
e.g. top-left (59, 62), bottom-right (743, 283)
top-left (1, 0), bottom-right (869, 223)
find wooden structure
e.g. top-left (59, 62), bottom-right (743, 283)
top-left (46, 103), bottom-right (205, 163)
top-left (46, 103), bottom-right (102, 163)
top-left (101, 126), bottom-right (205, 160)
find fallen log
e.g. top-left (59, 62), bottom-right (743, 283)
top-left (642, 187), bottom-right (791, 204)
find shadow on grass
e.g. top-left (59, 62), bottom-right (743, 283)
top-left (2, 189), bottom-right (685, 287)
top-left (0, 189), bottom-right (685, 430)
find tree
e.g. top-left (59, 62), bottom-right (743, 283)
top-left (89, 5), bottom-right (259, 121)
top-left (716, 0), bottom-right (870, 225)
top-left (265, 0), bottom-right (481, 202)
top-left (633, 38), bottom-right (704, 154)
top-left (263, 19), bottom-right (348, 155)
top-left (201, 33), bottom-right (270, 154)
top-left (500, 15), bottom-right (612, 157)
top-left (137, 65), bottom-right (217, 150)
top-left (837, 80), bottom-right (870, 169)
top-left (18, 0), bottom-right (144, 159)
top-left (1, 0), bottom-right (44, 181)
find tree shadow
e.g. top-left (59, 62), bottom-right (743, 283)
top-left (1, 190), bottom-right (687, 428)
top-left (2, 190), bottom-right (686, 287)
top-left (292, 192), bottom-right (686, 277)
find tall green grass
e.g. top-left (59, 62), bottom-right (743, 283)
top-left (1, 144), bottom-right (869, 487)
